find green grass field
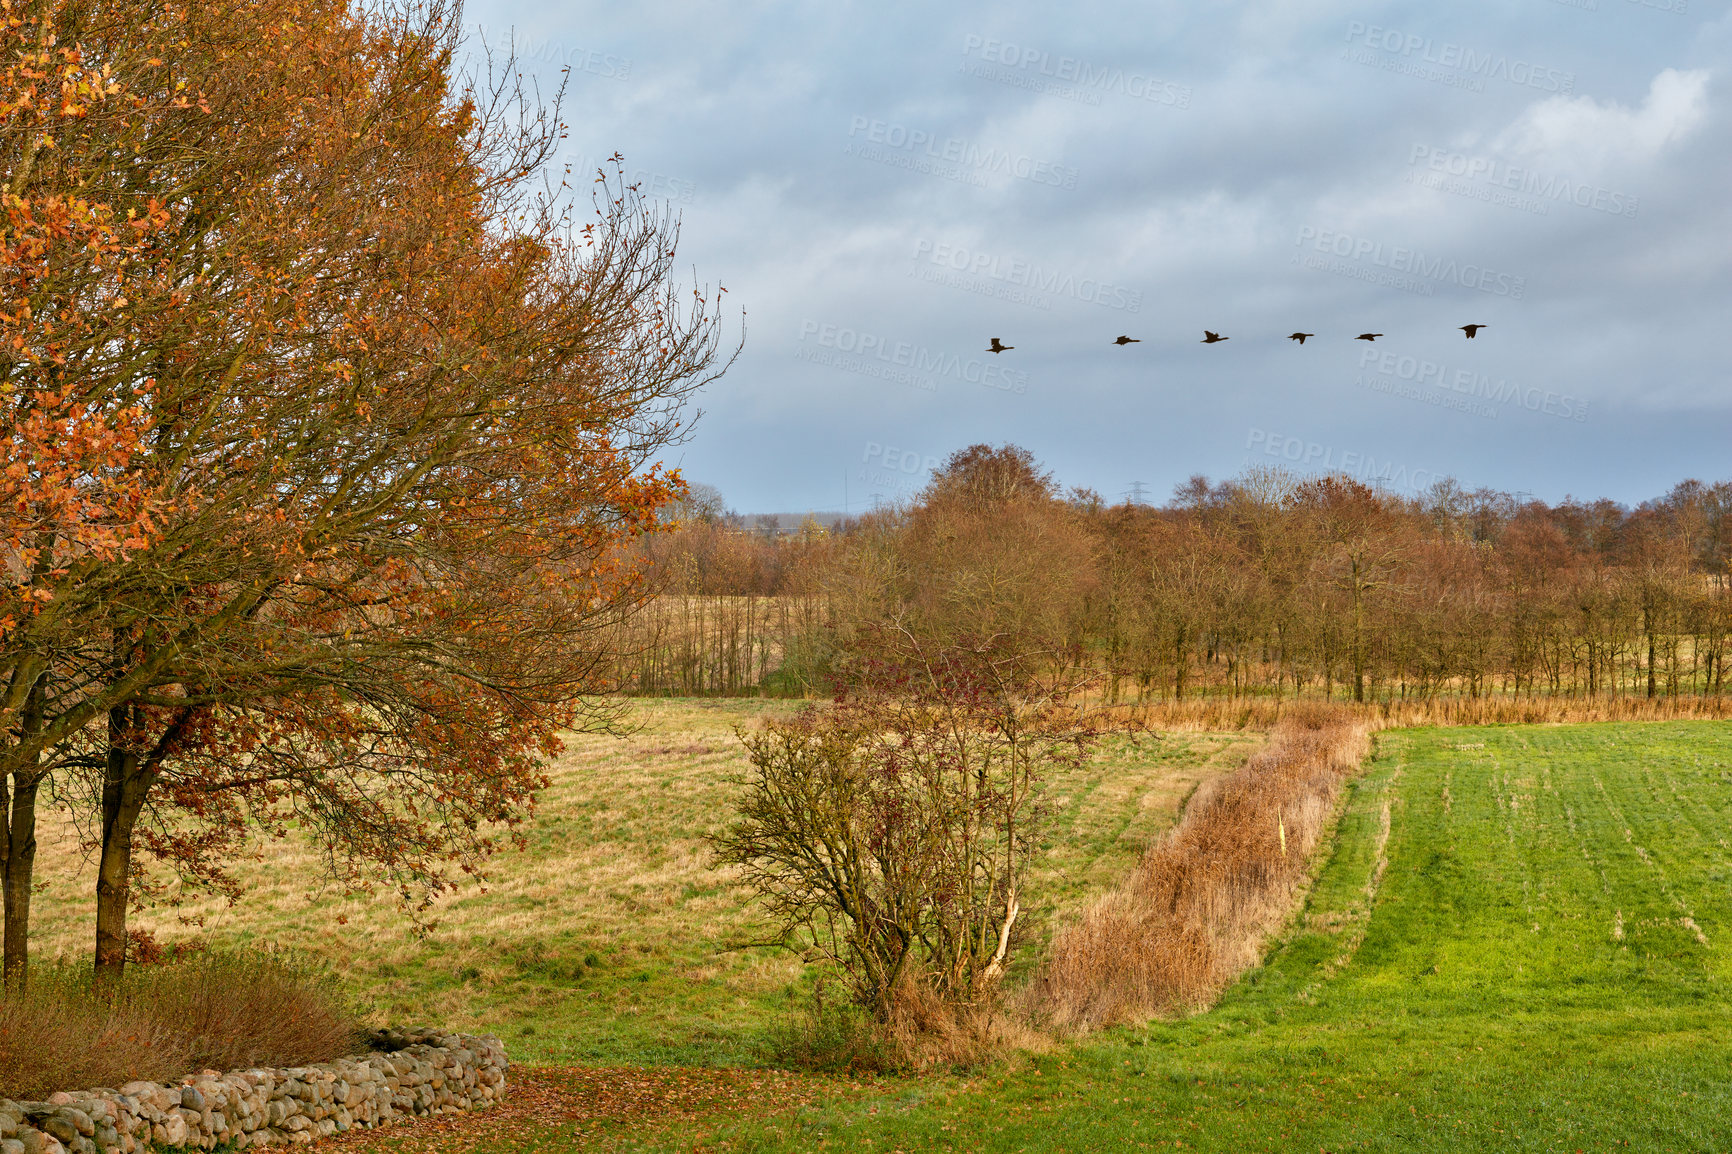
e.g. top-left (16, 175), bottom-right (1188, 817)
top-left (554, 720), bottom-right (1732, 1152)
top-left (39, 710), bottom-right (1732, 1151)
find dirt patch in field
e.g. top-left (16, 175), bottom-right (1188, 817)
top-left (326, 1063), bottom-right (877, 1149)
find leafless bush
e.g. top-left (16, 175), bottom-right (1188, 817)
top-left (716, 687), bottom-right (1093, 1056)
top-left (1030, 704), bottom-right (1369, 1033)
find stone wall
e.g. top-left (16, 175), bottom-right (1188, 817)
top-left (0, 1028), bottom-right (505, 1154)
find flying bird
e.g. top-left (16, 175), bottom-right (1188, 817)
top-left (1461, 324), bottom-right (1487, 339)
top-left (1288, 332), bottom-right (1314, 344)
top-left (1355, 333), bottom-right (1382, 342)
top-left (1113, 335), bottom-right (1141, 345)
top-left (1201, 331), bottom-right (1228, 343)
top-left (986, 337), bottom-right (1013, 353)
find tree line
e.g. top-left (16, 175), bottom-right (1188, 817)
top-left (627, 449), bottom-right (1732, 709)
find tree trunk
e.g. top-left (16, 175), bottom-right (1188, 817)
top-left (1352, 589), bottom-right (1366, 704)
top-left (1173, 628), bottom-right (1187, 702)
top-left (2, 673), bottom-right (47, 990)
top-left (3, 770), bottom-right (44, 991)
top-left (1645, 601), bottom-right (1658, 699)
top-left (95, 706), bottom-right (150, 979)
top-left (95, 701), bottom-right (194, 979)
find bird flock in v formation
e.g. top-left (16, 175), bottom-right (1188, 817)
top-left (983, 324), bottom-right (1487, 354)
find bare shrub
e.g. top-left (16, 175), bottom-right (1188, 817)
top-left (1031, 706), bottom-right (1369, 1033)
top-left (716, 687), bottom-right (1093, 1061)
top-left (129, 950), bottom-right (359, 1073)
top-left (0, 949), bottom-right (357, 1099)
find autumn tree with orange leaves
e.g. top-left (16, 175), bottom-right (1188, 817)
top-left (0, 0), bottom-right (731, 982)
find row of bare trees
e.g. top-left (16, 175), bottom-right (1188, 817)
top-left (606, 514), bottom-right (836, 694)
top-left (631, 451), bottom-right (1732, 708)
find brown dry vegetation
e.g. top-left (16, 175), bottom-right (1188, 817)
top-left (324, 1064), bottom-right (878, 1153)
top-left (1031, 703), bottom-right (1371, 1033)
top-left (1115, 691), bottom-right (1732, 732)
top-left (0, 951), bottom-right (355, 1100)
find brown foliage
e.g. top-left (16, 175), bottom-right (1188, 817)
top-left (1031, 705), bottom-right (1370, 1032)
top-left (1115, 692), bottom-right (1732, 732)
top-left (325, 1064), bottom-right (879, 1152)
top-left (0, 0), bottom-right (731, 979)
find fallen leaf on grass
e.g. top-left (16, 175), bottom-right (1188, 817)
top-left (325, 1064), bottom-right (881, 1151)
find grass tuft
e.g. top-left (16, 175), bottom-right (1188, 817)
top-left (0, 948), bottom-right (359, 1099)
top-left (763, 983), bottom-right (894, 1074)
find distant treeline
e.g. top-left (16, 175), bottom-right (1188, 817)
top-left (607, 448), bottom-right (1732, 706)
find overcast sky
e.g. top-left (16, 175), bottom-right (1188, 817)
top-left (467, 0), bottom-right (1732, 513)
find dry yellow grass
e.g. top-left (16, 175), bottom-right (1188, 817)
top-left (0, 952), bottom-right (355, 1099)
top-left (1033, 704), bottom-right (1372, 1033)
top-left (23, 699), bottom-right (1258, 1066)
top-left (1112, 693), bottom-right (1732, 732)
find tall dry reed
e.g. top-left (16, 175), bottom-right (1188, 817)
top-left (1030, 703), bottom-right (1370, 1033)
top-left (1118, 693), bottom-right (1732, 733)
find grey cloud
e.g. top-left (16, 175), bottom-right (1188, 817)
top-left (466, 0), bottom-right (1732, 511)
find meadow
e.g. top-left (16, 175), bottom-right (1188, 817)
top-left (33, 709), bottom-right (1732, 1151)
top-left (26, 699), bottom-right (1257, 1069)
